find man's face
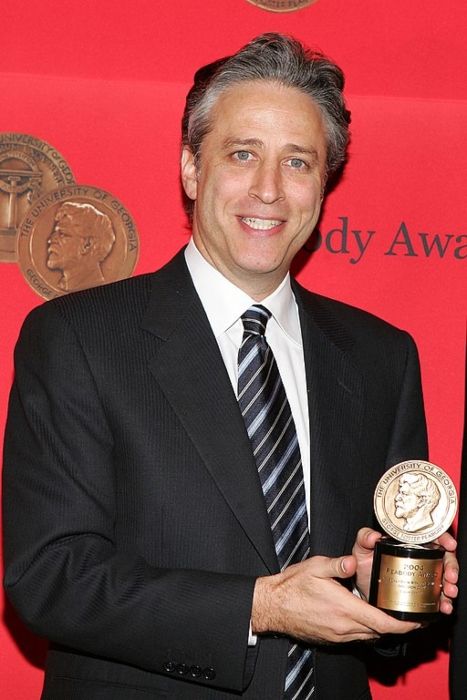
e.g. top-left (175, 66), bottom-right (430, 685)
top-left (395, 480), bottom-right (419, 520)
top-left (182, 80), bottom-right (327, 298)
top-left (47, 209), bottom-right (84, 270)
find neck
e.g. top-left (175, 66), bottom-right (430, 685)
top-left (191, 240), bottom-right (287, 300)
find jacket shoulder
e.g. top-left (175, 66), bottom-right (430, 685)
top-left (19, 276), bottom-right (148, 341)
top-left (296, 284), bottom-right (411, 343)
top-left (22, 248), bottom-right (188, 332)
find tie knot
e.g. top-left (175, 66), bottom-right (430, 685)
top-left (241, 305), bottom-right (271, 336)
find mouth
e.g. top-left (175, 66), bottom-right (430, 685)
top-left (240, 217), bottom-right (284, 231)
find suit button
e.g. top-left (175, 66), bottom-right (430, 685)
top-left (176, 663), bottom-right (188, 675)
top-left (203, 666), bottom-right (216, 680)
top-left (163, 661), bottom-right (176, 673)
top-left (190, 665), bottom-right (202, 678)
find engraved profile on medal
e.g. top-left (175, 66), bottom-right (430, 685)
top-left (46, 201), bottom-right (115, 291)
top-left (18, 184), bottom-right (139, 299)
top-left (394, 473), bottom-right (441, 533)
top-left (374, 460), bottom-right (457, 544)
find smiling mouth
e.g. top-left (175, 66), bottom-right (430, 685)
top-left (241, 217), bottom-right (283, 230)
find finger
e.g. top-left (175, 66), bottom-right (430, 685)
top-left (327, 627), bottom-right (381, 643)
top-left (436, 532), bottom-right (457, 551)
top-left (340, 555), bottom-right (358, 577)
top-left (309, 590), bottom-right (420, 642)
top-left (369, 614), bottom-right (420, 636)
top-left (331, 585), bottom-right (421, 637)
top-left (443, 551), bottom-right (459, 584)
top-left (440, 598), bottom-right (454, 615)
top-left (440, 550), bottom-right (459, 612)
top-left (354, 527), bottom-right (382, 552)
top-left (311, 554), bottom-right (358, 580)
top-left (442, 580), bottom-right (458, 598)
top-left (443, 570), bottom-right (459, 593)
top-left (441, 573), bottom-right (459, 603)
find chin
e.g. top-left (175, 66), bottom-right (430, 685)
top-left (236, 250), bottom-right (285, 272)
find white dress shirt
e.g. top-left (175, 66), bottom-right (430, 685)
top-left (184, 239), bottom-right (311, 522)
top-left (185, 241), bottom-right (361, 643)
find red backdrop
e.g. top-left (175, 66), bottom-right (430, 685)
top-left (1, 1), bottom-right (466, 697)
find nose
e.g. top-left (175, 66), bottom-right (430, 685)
top-left (248, 162), bottom-right (284, 204)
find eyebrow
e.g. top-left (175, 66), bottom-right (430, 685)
top-left (223, 138), bottom-right (320, 160)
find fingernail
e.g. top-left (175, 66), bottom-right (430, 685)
top-left (341, 559), bottom-right (347, 574)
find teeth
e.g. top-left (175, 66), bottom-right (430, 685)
top-left (241, 217), bottom-right (282, 230)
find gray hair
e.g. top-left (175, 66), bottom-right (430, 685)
top-left (56, 202), bottom-right (115, 262)
top-left (399, 474), bottom-right (441, 511)
top-left (182, 33), bottom-right (350, 215)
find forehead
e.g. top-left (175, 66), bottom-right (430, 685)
top-left (206, 80), bottom-right (327, 151)
top-left (57, 206), bottom-right (75, 220)
top-left (56, 207), bottom-right (81, 229)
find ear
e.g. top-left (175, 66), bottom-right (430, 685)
top-left (181, 146), bottom-right (198, 201)
top-left (79, 237), bottom-right (93, 256)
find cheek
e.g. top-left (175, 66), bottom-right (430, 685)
top-left (66, 242), bottom-right (80, 257)
top-left (206, 166), bottom-right (250, 201)
top-left (289, 180), bottom-right (322, 212)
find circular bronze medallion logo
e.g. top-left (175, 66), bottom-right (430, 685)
top-left (17, 184), bottom-right (139, 299)
top-left (246, 0), bottom-right (317, 12)
top-left (374, 460), bottom-right (457, 545)
top-left (0, 134), bottom-right (75, 262)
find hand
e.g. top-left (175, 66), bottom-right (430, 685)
top-left (435, 531), bottom-right (458, 614)
top-left (352, 527), bottom-right (382, 600)
top-left (251, 554), bottom-right (420, 645)
top-left (352, 528), bottom-right (459, 615)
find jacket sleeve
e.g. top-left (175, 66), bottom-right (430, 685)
top-left (373, 330), bottom-right (429, 661)
top-left (2, 302), bottom-right (257, 692)
top-left (385, 330), bottom-right (428, 465)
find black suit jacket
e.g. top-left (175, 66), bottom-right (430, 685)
top-left (449, 349), bottom-right (466, 700)
top-left (3, 249), bottom-right (427, 699)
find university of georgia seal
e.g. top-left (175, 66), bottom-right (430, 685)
top-left (246, 0), bottom-right (317, 13)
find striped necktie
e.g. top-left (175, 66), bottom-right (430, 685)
top-left (238, 304), bottom-right (314, 699)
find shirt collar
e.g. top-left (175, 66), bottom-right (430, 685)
top-left (184, 238), bottom-right (301, 344)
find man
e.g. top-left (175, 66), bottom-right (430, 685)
top-left (3, 34), bottom-right (457, 699)
top-left (394, 473), bottom-right (441, 533)
top-left (449, 355), bottom-right (466, 700)
top-left (47, 200), bottom-right (116, 291)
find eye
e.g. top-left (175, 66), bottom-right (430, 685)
top-left (233, 150), bottom-right (253, 162)
top-left (286, 157), bottom-right (308, 170)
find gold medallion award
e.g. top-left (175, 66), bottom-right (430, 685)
top-left (17, 185), bottom-right (139, 299)
top-left (369, 460), bottom-right (457, 621)
top-left (245, 0), bottom-right (317, 13)
top-left (0, 134), bottom-right (75, 262)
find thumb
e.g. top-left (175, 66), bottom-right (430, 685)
top-left (335, 555), bottom-right (357, 579)
top-left (313, 554), bottom-right (357, 580)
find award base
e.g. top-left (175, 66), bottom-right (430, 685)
top-left (369, 538), bottom-right (444, 621)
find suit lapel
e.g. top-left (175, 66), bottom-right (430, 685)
top-left (294, 283), bottom-right (367, 557)
top-left (141, 253), bottom-right (366, 565)
top-left (141, 252), bottom-right (278, 573)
